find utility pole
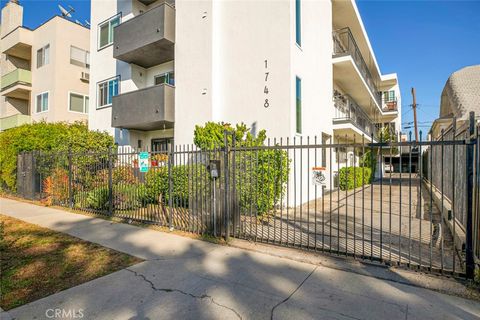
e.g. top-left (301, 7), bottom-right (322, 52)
top-left (411, 87), bottom-right (419, 142)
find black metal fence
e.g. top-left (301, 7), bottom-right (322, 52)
top-left (15, 117), bottom-right (480, 279)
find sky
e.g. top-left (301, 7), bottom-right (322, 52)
top-left (1, 0), bottom-right (479, 137)
top-left (0, 0), bottom-right (90, 28)
top-left (356, 0), bottom-right (480, 136)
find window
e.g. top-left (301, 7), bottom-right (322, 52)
top-left (295, 76), bottom-right (302, 134)
top-left (97, 76), bottom-right (119, 108)
top-left (295, 0), bottom-right (301, 46)
top-left (70, 46), bottom-right (90, 68)
top-left (154, 72), bottom-right (175, 86)
top-left (36, 92), bottom-right (49, 113)
top-left (98, 14), bottom-right (121, 49)
top-left (383, 90), bottom-right (395, 102)
top-left (69, 93), bottom-right (89, 113)
top-left (37, 44), bottom-right (50, 68)
top-left (152, 138), bottom-right (172, 152)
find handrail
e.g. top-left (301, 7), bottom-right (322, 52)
top-left (333, 92), bottom-right (377, 137)
top-left (332, 27), bottom-right (381, 107)
top-left (381, 97), bottom-right (398, 112)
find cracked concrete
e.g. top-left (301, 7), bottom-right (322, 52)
top-left (125, 268), bottom-right (243, 320)
top-left (270, 266), bottom-right (318, 320)
top-left (1, 197), bottom-right (480, 320)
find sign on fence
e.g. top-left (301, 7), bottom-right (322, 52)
top-left (139, 152), bottom-right (149, 173)
top-left (312, 167), bottom-right (326, 186)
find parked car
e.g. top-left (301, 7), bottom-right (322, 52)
top-left (384, 163), bottom-right (394, 173)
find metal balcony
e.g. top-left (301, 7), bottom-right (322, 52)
top-left (382, 98), bottom-right (398, 112)
top-left (333, 27), bottom-right (381, 107)
top-left (333, 93), bottom-right (376, 138)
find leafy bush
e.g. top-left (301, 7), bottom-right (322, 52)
top-left (42, 167), bottom-right (69, 206)
top-left (76, 184), bottom-right (149, 211)
top-left (145, 165), bottom-right (207, 206)
top-left (0, 121), bottom-right (114, 192)
top-left (339, 167), bottom-right (372, 191)
top-left (113, 184), bottom-right (149, 210)
top-left (194, 122), bottom-right (289, 215)
top-left (234, 149), bottom-right (289, 214)
top-left (88, 165), bottom-right (139, 187)
top-left (85, 187), bottom-right (110, 211)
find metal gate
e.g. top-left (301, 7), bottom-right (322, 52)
top-left (224, 114), bottom-right (478, 279)
top-left (15, 115), bottom-right (479, 279)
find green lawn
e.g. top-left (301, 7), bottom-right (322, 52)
top-left (0, 214), bottom-right (142, 310)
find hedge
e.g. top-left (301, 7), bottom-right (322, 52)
top-left (144, 164), bottom-right (208, 207)
top-left (339, 166), bottom-right (372, 191)
top-left (0, 121), bottom-right (113, 192)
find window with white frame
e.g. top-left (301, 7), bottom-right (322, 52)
top-left (69, 93), bottom-right (89, 113)
top-left (97, 76), bottom-right (119, 108)
top-left (383, 90), bottom-right (395, 102)
top-left (98, 14), bottom-right (121, 49)
top-left (37, 44), bottom-right (50, 68)
top-left (70, 46), bottom-right (90, 68)
top-left (36, 92), bottom-right (49, 113)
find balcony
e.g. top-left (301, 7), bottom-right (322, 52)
top-left (382, 98), bottom-right (398, 112)
top-left (333, 93), bottom-right (376, 141)
top-left (0, 114), bottom-right (31, 131)
top-left (332, 27), bottom-right (381, 110)
top-left (113, 4), bottom-right (175, 68)
top-left (1, 27), bottom-right (33, 60)
top-left (112, 84), bottom-right (174, 131)
top-left (1, 68), bottom-right (32, 100)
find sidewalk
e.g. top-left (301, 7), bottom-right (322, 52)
top-left (1, 197), bottom-right (479, 320)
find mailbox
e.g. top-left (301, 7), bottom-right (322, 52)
top-left (208, 160), bottom-right (221, 178)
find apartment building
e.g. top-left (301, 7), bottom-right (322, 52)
top-left (89, 0), bottom-right (401, 154)
top-left (0, 0), bottom-right (90, 131)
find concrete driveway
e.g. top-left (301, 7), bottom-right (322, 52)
top-left (1, 197), bottom-right (479, 320)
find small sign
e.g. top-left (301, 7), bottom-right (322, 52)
top-left (312, 167), bottom-right (326, 186)
top-left (139, 152), bottom-right (149, 173)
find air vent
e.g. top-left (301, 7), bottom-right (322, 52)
top-left (80, 72), bottom-right (90, 82)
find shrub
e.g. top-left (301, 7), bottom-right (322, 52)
top-left (85, 187), bottom-right (110, 211)
top-left (76, 184), bottom-right (149, 211)
top-left (89, 165), bottom-right (139, 187)
top-left (145, 164), bottom-right (207, 207)
top-left (112, 184), bottom-right (149, 210)
top-left (0, 121), bottom-right (114, 192)
top-left (339, 166), bottom-right (372, 191)
top-left (41, 167), bottom-right (69, 206)
top-left (194, 122), bottom-right (289, 215)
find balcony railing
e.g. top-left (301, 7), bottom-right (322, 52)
top-left (382, 98), bottom-right (398, 112)
top-left (333, 27), bottom-right (381, 107)
top-left (333, 93), bottom-right (376, 137)
top-left (1, 68), bottom-right (32, 91)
